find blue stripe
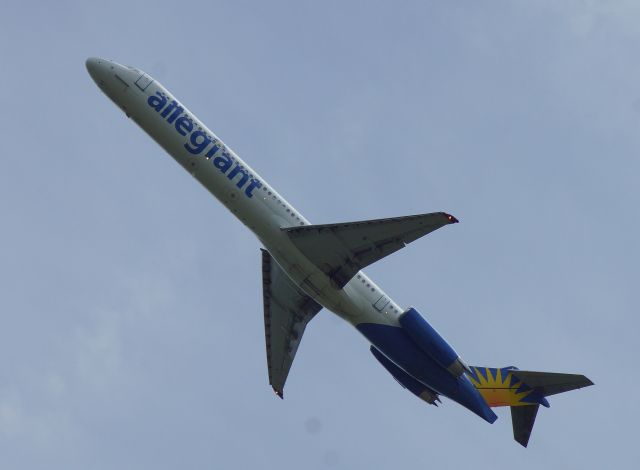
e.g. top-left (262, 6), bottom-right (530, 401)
top-left (509, 372), bottom-right (520, 388)
top-left (517, 383), bottom-right (532, 394)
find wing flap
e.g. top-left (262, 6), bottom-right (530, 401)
top-left (262, 249), bottom-right (322, 397)
top-left (284, 212), bottom-right (458, 288)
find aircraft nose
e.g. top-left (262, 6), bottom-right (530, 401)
top-left (86, 57), bottom-right (107, 83)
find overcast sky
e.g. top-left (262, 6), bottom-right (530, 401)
top-left (1, 1), bottom-right (638, 468)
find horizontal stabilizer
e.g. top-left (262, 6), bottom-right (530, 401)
top-left (511, 404), bottom-right (539, 448)
top-left (284, 212), bottom-right (458, 288)
top-left (511, 370), bottom-right (594, 397)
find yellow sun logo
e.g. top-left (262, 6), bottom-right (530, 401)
top-left (467, 367), bottom-right (539, 407)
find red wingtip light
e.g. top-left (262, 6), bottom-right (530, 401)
top-left (445, 213), bottom-right (459, 223)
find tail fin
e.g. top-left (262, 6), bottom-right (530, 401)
top-left (467, 367), bottom-right (593, 447)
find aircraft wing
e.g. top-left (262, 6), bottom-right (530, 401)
top-left (283, 212), bottom-right (458, 288)
top-left (261, 249), bottom-right (322, 398)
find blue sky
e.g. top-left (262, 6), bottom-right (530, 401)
top-left (1, 1), bottom-right (638, 468)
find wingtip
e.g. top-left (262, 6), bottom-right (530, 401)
top-left (273, 387), bottom-right (284, 399)
top-left (444, 213), bottom-right (459, 224)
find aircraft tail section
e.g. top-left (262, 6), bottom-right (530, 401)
top-left (467, 366), bottom-right (593, 447)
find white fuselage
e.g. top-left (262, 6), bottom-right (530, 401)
top-left (86, 58), bottom-right (404, 330)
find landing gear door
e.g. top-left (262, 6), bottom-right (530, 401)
top-left (135, 73), bottom-right (153, 91)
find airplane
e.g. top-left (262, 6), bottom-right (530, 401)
top-left (86, 57), bottom-right (593, 447)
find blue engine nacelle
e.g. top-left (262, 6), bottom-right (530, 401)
top-left (398, 307), bottom-right (469, 377)
top-left (370, 346), bottom-right (440, 405)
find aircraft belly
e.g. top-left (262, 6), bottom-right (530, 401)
top-left (125, 81), bottom-right (402, 332)
top-left (258, 234), bottom-right (394, 326)
top-left (263, 242), bottom-right (342, 311)
top-left (123, 81), bottom-right (400, 329)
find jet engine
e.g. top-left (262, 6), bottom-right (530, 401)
top-left (398, 307), bottom-right (469, 377)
